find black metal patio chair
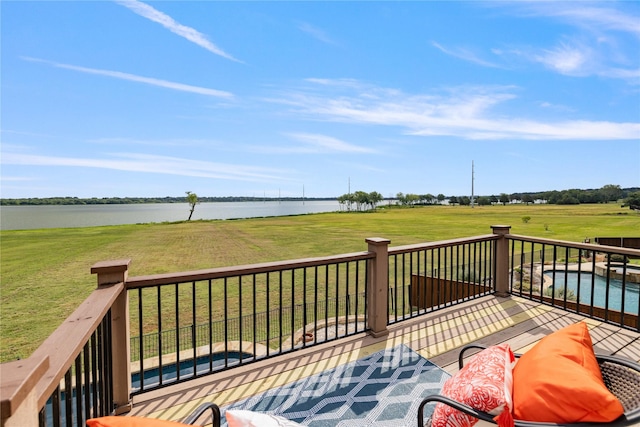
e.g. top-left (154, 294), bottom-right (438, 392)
top-left (418, 344), bottom-right (640, 427)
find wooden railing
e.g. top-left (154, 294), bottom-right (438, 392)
top-left (0, 261), bottom-right (129, 427)
top-left (507, 233), bottom-right (640, 331)
top-left (2, 225), bottom-right (638, 427)
top-left (125, 249), bottom-right (374, 394)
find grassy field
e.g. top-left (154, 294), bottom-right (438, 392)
top-left (1, 203), bottom-right (638, 362)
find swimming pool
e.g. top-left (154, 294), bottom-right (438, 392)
top-left (132, 351), bottom-right (253, 390)
top-left (44, 351), bottom-right (254, 424)
top-left (544, 271), bottom-right (639, 315)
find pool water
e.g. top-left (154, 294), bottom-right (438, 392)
top-left (132, 351), bottom-right (252, 390)
top-left (45, 351), bottom-right (253, 424)
top-left (544, 271), bottom-right (639, 315)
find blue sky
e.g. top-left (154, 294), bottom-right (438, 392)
top-left (1, 1), bottom-right (639, 199)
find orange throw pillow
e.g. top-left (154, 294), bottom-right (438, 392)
top-left (512, 322), bottom-right (624, 423)
top-left (87, 416), bottom-right (189, 427)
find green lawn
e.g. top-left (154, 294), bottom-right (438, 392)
top-left (1, 203), bottom-right (638, 362)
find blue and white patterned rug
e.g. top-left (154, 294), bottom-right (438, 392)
top-left (221, 344), bottom-right (450, 426)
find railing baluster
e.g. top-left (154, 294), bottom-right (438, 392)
top-left (265, 273), bottom-right (271, 356)
top-left (302, 268), bottom-right (308, 347)
top-left (82, 345), bottom-right (90, 420)
top-left (290, 270), bottom-right (295, 350)
top-left (191, 281), bottom-right (197, 377)
top-left (252, 274), bottom-right (257, 358)
top-left (52, 385), bottom-right (61, 427)
top-left (73, 357), bottom-right (82, 427)
top-left (208, 279), bottom-right (213, 371)
top-left (334, 264), bottom-right (339, 338)
top-left (224, 277), bottom-right (229, 368)
top-left (63, 370), bottom-right (72, 427)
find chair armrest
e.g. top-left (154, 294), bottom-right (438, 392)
top-left (417, 394), bottom-right (497, 427)
top-left (457, 344), bottom-right (487, 369)
top-left (182, 403), bottom-right (221, 427)
top-left (458, 344), bottom-right (525, 369)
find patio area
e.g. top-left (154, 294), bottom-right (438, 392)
top-left (128, 294), bottom-right (640, 425)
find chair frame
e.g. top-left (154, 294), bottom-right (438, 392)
top-left (418, 344), bottom-right (640, 427)
top-left (182, 402), bottom-right (221, 427)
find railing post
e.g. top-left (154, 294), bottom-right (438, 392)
top-left (366, 238), bottom-right (391, 338)
top-left (491, 225), bottom-right (511, 297)
top-left (0, 355), bottom-right (49, 427)
top-left (91, 259), bottom-right (132, 415)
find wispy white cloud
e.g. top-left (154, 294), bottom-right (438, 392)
top-left (286, 133), bottom-right (377, 153)
top-left (22, 57), bottom-right (234, 98)
top-left (88, 137), bottom-right (226, 148)
top-left (524, 3), bottom-right (640, 38)
top-left (305, 78), bottom-right (362, 88)
top-left (533, 40), bottom-right (591, 75)
top-left (497, 3), bottom-right (640, 81)
top-left (297, 22), bottom-right (338, 45)
top-left (431, 41), bottom-right (500, 68)
top-left (248, 132), bottom-right (377, 155)
top-left (538, 101), bottom-right (575, 113)
top-left (1, 152), bottom-right (290, 183)
top-left (115, 0), bottom-right (241, 62)
top-left (273, 79), bottom-right (640, 141)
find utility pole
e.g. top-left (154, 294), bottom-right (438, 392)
top-left (348, 177), bottom-right (351, 211)
top-left (471, 160), bottom-right (475, 208)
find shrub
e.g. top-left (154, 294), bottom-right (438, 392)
top-left (608, 254), bottom-right (629, 264)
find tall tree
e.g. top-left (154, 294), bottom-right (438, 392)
top-left (622, 191), bottom-right (640, 211)
top-left (368, 191), bottom-right (383, 210)
top-left (601, 184), bottom-right (623, 203)
top-left (186, 191), bottom-right (199, 220)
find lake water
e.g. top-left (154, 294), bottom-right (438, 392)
top-left (0, 200), bottom-right (341, 230)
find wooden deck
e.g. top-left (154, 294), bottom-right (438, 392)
top-left (128, 295), bottom-right (640, 425)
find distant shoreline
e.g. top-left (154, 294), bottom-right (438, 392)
top-left (0, 200), bottom-right (343, 230)
top-left (2, 185), bottom-right (638, 206)
top-left (0, 196), bottom-right (338, 206)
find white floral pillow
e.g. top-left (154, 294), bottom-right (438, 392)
top-left (431, 344), bottom-right (515, 427)
top-left (225, 409), bottom-right (304, 427)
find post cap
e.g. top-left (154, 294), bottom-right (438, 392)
top-left (365, 237), bottom-right (391, 245)
top-left (490, 225), bottom-right (511, 235)
top-left (91, 259), bottom-right (131, 275)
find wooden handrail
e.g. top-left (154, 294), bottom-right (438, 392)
top-left (125, 251), bottom-right (374, 289)
top-left (508, 234), bottom-right (640, 257)
top-left (30, 281), bottom-right (125, 409)
top-left (388, 234), bottom-right (499, 255)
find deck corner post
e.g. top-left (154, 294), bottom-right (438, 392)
top-left (91, 260), bottom-right (132, 414)
top-left (366, 237), bottom-right (391, 338)
top-left (0, 355), bottom-right (49, 427)
top-left (491, 225), bottom-right (511, 297)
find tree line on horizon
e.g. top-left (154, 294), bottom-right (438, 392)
top-left (352, 184), bottom-right (640, 210)
top-left (0, 195), bottom-right (335, 206)
top-left (1, 184), bottom-right (638, 208)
